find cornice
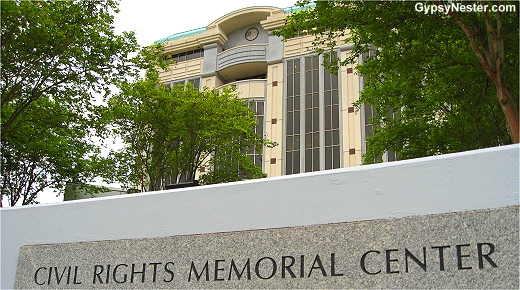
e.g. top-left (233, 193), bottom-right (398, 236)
top-left (261, 10), bottom-right (286, 32)
top-left (161, 27), bottom-right (228, 53)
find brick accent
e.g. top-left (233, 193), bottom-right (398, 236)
top-left (199, 166), bottom-right (205, 173)
top-left (347, 68), bottom-right (353, 74)
top-left (348, 107), bottom-right (355, 113)
top-left (270, 158), bottom-right (277, 164)
top-left (271, 118), bottom-right (277, 124)
top-left (272, 81), bottom-right (278, 87)
top-left (349, 148), bottom-right (356, 155)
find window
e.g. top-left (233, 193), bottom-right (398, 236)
top-left (164, 49), bottom-right (204, 63)
top-left (169, 77), bottom-right (201, 90)
top-left (245, 100), bottom-right (265, 168)
top-left (212, 99), bottom-right (265, 174)
top-left (285, 53), bottom-right (341, 175)
top-left (187, 78), bottom-right (200, 89)
top-left (362, 104), bottom-right (398, 163)
top-left (304, 55), bottom-right (320, 172)
top-left (323, 56), bottom-right (340, 170)
top-left (285, 59), bottom-right (301, 175)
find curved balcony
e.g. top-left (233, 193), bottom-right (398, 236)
top-left (217, 44), bottom-right (267, 71)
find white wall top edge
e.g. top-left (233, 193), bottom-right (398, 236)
top-left (6, 143), bottom-right (518, 210)
top-left (2, 144), bottom-right (519, 288)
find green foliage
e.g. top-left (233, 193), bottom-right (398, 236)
top-left (198, 139), bottom-right (267, 185)
top-left (103, 72), bottom-right (267, 191)
top-left (1, 96), bottom-right (108, 205)
top-left (1, 0), bottom-right (141, 205)
top-left (276, 1), bottom-right (517, 163)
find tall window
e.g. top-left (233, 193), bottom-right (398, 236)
top-left (304, 55), bottom-right (320, 172)
top-left (363, 104), bottom-right (376, 158)
top-left (285, 59), bottom-right (301, 175)
top-left (285, 54), bottom-right (341, 175)
top-left (324, 63), bottom-right (340, 169)
top-left (363, 104), bottom-right (398, 163)
top-left (205, 99), bottom-right (265, 179)
top-left (246, 100), bottom-right (265, 168)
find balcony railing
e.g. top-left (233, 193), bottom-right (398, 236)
top-left (217, 44), bottom-right (267, 71)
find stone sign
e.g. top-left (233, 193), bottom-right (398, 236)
top-left (15, 206), bottom-right (519, 289)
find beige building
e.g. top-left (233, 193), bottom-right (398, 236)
top-left (155, 5), bottom-right (384, 179)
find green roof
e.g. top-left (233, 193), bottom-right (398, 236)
top-left (154, 27), bottom-right (206, 44)
top-left (283, 3), bottom-right (316, 14)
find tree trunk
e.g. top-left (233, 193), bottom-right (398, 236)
top-left (497, 86), bottom-right (519, 143)
top-left (434, 0), bottom-right (520, 143)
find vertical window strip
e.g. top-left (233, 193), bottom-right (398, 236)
top-left (363, 105), bottom-right (399, 163)
top-left (324, 68), bottom-right (340, 170)
top-left (245, 100), bottom-right (265, 168)
top-left (285, 59), bottom-right (301, 175)
top-left (304, 55), bottom-right (320, 173)
top-left (363, 104), bottom-right (376, 163)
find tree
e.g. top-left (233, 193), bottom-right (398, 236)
top-left (1, 0), bottom-right (140, 205)
top-left (276, 0), bottom-right (517, 163)
top-left (432, 0), bottom-right (519, 143)
top-left (1, 96), bottom-right (108, 206)
top-left (197, 134), bottom-right (267, 185)
top-left (102, 72), bottom-right (267, 191)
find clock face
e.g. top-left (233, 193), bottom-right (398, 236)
top-left (245, 27), bottom-right (259, 41)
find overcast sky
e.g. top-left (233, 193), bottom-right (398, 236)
top-left (113, 0), bottom-right (298, 47)
top-left (34, 0), bottom-right (298, 205)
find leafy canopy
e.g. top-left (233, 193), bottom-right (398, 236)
top-left (103, 71), bottom-right (267, 191)
top-left (1, 0), bottom-right (142, 205)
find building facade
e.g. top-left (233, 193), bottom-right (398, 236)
top-left (156, 5), bottom-right (374, 179)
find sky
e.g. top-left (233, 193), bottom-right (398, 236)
top-left (113, 0), bottom-right (299, 47)
top-left (33, 0), bottom-right (298, 205)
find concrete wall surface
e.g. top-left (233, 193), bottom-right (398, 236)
top-left (2, 144), bottom-right (519, 289)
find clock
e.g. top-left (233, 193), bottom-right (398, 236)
top-left (245, 27), bottom-right (259, 41)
